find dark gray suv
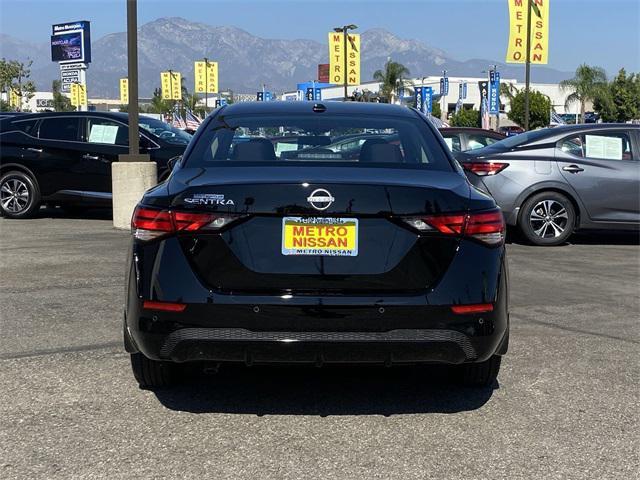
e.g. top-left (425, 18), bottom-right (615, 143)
top-left (458, 124), bottom-right (640, 246)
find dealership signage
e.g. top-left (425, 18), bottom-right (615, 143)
top-left (52, 21), bottom-right (90, 99)
top-left (414, 86), bottom-right (433, 114)
top-left (327, 32), bottom-right (361, 85)
top-left (489, 70), bottom-right (501, 114)
top-left (506, 0), bottom-right (549, 64)
top-left (51, 20), bottom-right (91, 64)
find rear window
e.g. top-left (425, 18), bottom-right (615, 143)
top-left (185, 113), bottom-right (451, 170)
top-left (12, 119), bottom-right (39, 136)
top-left (39, 117), bottom-right (81, 141)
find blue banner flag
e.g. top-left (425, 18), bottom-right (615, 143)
top-left (489, 71), bottom-right (500, 115)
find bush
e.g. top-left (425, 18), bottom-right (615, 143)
top-left (450, 109), bottom-right (480, 127)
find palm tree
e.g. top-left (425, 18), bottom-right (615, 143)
top-left (560, 64), bottom-right (607, 123)
top-left (373, 60), bottom-right (410, 104)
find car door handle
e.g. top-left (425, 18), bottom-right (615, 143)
top-left (562, 165), bottom-right (584, 173)
top-left (82, 154), bottom-right (100, 161)
top-left (26, 147), bottom-right (43, 153)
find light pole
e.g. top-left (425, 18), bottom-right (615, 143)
top-left (113, 0), bottom-right (155, 230)
top-left (524, 0), bottom-right (533, 130)
top-left (333, 24), bottom-right (357, 101)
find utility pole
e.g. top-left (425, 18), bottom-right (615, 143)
top-left (524, 0), bottom-right (533, 131)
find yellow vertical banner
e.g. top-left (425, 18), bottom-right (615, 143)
top-left (170, 71), bottom-right (182, 100)
top-left (78, 83), bottom-right (87, 106)
top-left (161, 71), bottom-right (172, 100)
top-left (328, 32), bottom-right (360, 85)
top-left (195, 61), bottom-right (218, 93)
top-left (120, 78), bottom-right (129, 104)
top-left (71, 83), bottom-right (87, 107)
top-left (70, 83), bottom-right (79, 106)
top-left (206, 62), bottom-right (218, 94)
top-left (506, 0), bottom-right (549, 64)
top-left (9, 89), bottom-right (20, 108)
top-left (194, 61), bottom-right (206, 93)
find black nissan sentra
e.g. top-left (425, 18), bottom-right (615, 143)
top-left (124, 102), bottom-right (509, 389)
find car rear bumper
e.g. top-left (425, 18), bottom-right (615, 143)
top-left (137, 326), bottom-right (507, 365)
top-left (125, 288), bottom-right (509, 366)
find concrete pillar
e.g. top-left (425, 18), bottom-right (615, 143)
top-left (112, 160), bottom-right (156, 230)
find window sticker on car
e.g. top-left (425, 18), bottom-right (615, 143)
top-left (89, 124), bottom-right (119, 144)
top-left (585, 135), bottom-right (623, 160)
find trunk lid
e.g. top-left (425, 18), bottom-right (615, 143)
top-left (166, 166), bottom-right (471, 294)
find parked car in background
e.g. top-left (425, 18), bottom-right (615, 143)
top-left (499, 125), bottom-right (525, 136)
top-left (439, 127), bottom-right (505, 152)
top-left (125, 101), bottom-right (509, 389)
top-left (457, 124), bottom-right (640, 246)
top-left (0, 112), bottom-right (191, 218)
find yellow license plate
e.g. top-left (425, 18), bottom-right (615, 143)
top-left (282, 217), bottom-right (358, 256)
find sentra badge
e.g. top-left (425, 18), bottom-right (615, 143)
top-left (184, 193), bottom-right (235, 206)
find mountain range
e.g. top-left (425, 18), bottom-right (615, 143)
top-left (0, 17), bottom-right (573, 99)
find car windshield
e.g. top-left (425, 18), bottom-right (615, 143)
top-left (139, 117), bottom-right (192, 145)
top-left (185, 113), bottom-right (451, 170)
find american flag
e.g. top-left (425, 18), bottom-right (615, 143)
top-left (185, 108), bottom-right (201, 130)
top-left (550, 110), bottom-right (566, 126)
top-left (455, 98), bottom-right (463, 114)
top-left (480, 97), bottom-right (491, 130)
top-left (171, 106), bottom-right (186, 129)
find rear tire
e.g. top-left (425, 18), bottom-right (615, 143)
top-left (518, 191), bottom-right (575, 246)
top-left (0, 170), bottom-right (41, 219)
top-left (130, 352), bottom-right (177, 389)
top-left (460, 355), bottom-right (501, 387)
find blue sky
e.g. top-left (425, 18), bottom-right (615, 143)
top-left (1, 0), bottom-right (638, 75)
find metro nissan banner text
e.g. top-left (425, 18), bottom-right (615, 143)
top-left (506, 0), bottom-right (549, 64)
top-left (328, 32), bottom-right (361, 85)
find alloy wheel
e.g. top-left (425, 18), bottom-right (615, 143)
top-left (0, 178), bottom-right (30, 213)
top-left (529, 199), bottom-right (569, 239)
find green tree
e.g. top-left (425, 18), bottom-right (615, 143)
top-left (449, 108), bottom-right (480, 128)
top-left (560, 64), bottom-right (607, 123)
top-left (51, 80), bottom-right (74, 112)
top-left (508, 90), bottom-right (551, 129)
top-left (373, 60), bottom-right (410, 104)
top-left (0, 59), bottom-right (36, 111)
top-left (593, 69), bottom-right (640, 122)
top-left (147, 87), bottom-right (173, 114)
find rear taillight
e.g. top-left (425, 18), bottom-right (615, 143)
top-left (401, 208), bottom-right (505, 246)
top-left (131, 206), bottom-right (242, 241)
top-left (451, 303), bottom-right (494, 315)
top-left (462, 162), bottom-right (509, 176)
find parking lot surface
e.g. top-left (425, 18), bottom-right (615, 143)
top-left (1, 211), bottom-right (639, 480)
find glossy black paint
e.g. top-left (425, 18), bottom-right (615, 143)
top-left (0, 112), bottom-right (187, 207)
top-left (124, 102), bottom-right (509, 366)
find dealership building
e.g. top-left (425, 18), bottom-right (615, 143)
top-left (283, 75), bottom-right (582, 119)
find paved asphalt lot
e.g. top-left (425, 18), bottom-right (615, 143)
top-left (1, 209), bottom-right (638, 480)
